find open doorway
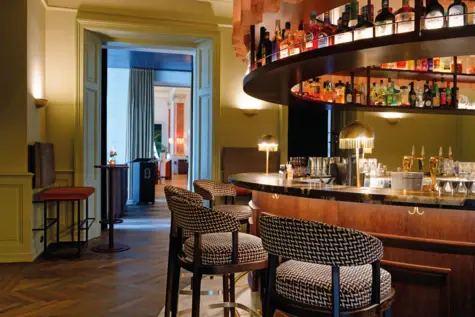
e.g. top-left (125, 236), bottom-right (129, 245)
top-left (104, 47), bottom-right (192, 206)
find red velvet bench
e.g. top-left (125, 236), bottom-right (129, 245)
top-left (33, 187), bottom-right (95, 258)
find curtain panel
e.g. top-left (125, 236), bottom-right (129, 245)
top-left (126, 68), bottom-right (155, 162)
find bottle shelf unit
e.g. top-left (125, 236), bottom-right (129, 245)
top-left (291, 94), bottom-right (475, 116)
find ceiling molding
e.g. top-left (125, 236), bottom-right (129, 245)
top-left (41, 0), bottom-right (78, 12)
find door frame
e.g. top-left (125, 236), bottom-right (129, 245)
top-left (75, 12), bottom-right (221, 203)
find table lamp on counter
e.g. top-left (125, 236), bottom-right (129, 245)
top-left (258, 134), bottom-right (278, 174)
top-left (339, 121), bottom-right (375, 187)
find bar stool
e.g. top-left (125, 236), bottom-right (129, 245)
top-left (168, 195), bottom-right (268, 317)
top-left (259, 216), bottom-right (395, 317)
top-left (194, 180), bottom-right (252, 233)
top-left (164, 186), bottom-right (203, 317)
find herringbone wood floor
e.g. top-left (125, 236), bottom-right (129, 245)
top-left (0, 197), bottom-right (173, 317)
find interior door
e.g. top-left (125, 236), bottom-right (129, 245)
top-left (191, 40), bottom-right (213, 186)
top-left (83, 30), bottom-right (102, 239)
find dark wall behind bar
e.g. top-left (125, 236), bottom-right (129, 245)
top-left (287, 102), bottom-right (329, 159)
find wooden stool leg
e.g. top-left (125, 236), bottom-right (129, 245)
top-left (170, 258), bottom-right (181, 317)
top-left (222, 274), bottom-right (229, 317)
top-left (191, 272), bottom-right (202, 317)
top-left (85, 198), bottom-right (89, 243)
top-left (71, 200), bottom-right (75, 241)
top-left (77, 200), bottom-right (81, 256)
top-left (229, 273), bottom-right (236, 317)
top-left (56, 201), bottom-right (60, 243)
top-left (259, 269), bottom-right (266, 311)
top-left (43, 201), bottom-right (48, 259)
top-left (165, 237), bottom-right (177, 317)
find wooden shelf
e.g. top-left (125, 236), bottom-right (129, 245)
top-left (291, 94), bottom-right (475, 116)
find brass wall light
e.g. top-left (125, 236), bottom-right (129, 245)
top-left (241, 108), bottom-right (259, 117)
top-left (34, 98), bottom-right (48, 109)
top-left (258, 134), bottom-right (278, 174)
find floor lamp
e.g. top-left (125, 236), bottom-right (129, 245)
top-left (258, 135), bottom-right (278, 174)
top-left (339, 121), bottom-right (375, 187)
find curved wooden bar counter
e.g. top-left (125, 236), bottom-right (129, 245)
top-left (230, 173), bottom-right (475, 317)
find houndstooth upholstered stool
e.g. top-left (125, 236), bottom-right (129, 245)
top-left (164, 186), bottom-right (205, 317)
top-left (167, 195), bottom-right (268, 317)
top-left (259, 216), bottom-right (395, 317)
top-left (194, 180), bottom-right (252, 233)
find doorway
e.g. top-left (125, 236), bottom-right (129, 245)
top-left (77, 24), bottom-right (218, 238)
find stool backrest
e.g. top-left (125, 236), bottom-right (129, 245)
top-left (193, 180), bottom-right (215, 200)
top-left (169, 196), bottom-right (240, 234)
top-left (164, 185), bottom-right (203, 205)
top-left (259, 216), bottom-right (383, 266)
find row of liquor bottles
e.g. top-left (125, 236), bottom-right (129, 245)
top-left (253, 0), bottom-right (473, 67)
top-left (296, 77), bottom-right (460, 108)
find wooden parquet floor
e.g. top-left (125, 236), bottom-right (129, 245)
top-left (0, 200), bottom-right (172, 317)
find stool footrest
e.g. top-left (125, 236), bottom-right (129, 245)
top-left (32, 219), bottom-right (58, 231)
top-left (79, 218), bottom-right (95, 230)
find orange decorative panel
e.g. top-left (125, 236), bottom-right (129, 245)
top-left (175, 103), bottom-right (185, 155)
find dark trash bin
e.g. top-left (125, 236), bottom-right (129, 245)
top-left (130, 158), bottom-right (157, 204)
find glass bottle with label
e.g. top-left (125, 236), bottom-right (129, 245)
top-left (272, 20), bottom-right (282, 61)
top-left (293, 21), bottom-right (305, 53)
top-left (423, 81), bottom-right (433, 108)
top-left (432, 81), bottom-right (440, 107)
top-left (409, 82), bottom-right (417, 107)
top-left (386, 78), bottom-right (394, 106)
top-left (305, 12), bottom-right (319, 51)
top-left (354, 6), bottom-right (375, 40)
top-left (375, 0), bottom-right (395, 37)
top-left (279, 22), bottom-right (292, 59)
top-left (349, 0), bottom-right (360, 28)
top-left (395, 0), bottom-right (415, 33)
top-left (370, 82), bottom-right (377, 105)
top-left (256, 27), bottom-right (266, 67)
top-left (424, 0), bottom-right (445, 30)
top-left (355, 84), bottom-right (362, 104)
top-left (378, 80), bottom-right (386, 105)
top-left (335, 12), bottom-right (353, 45)
top-left (318, 11), bottom-right (335, 48)
top-left (416, 80), bottom-right (424, 107)
top-left (448, 0), bottom-right (467, 27)
top-left (439, 78), bottom-right (447, 107)
top-left (346, 82), bottom-right (353, 103)
top-left (446, 82), bottom-right (453, 107)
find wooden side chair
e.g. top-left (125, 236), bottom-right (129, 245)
top-left (193, 180), bottom-right (252, 232)
top-left (259, 216), bottom-right (395, 317)
top-left (167, 195), bottom-right (268, 317)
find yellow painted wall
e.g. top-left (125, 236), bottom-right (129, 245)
top-left (0, 0), bottom-right (28, 173)
top-left (27, 0), bottom-right (46, 143)
top-left (355, 112), bottom-right (462, 172)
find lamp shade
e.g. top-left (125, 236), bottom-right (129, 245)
top-left (258, 134), bottom-right (278, 152)
top-left (339, 121), bottom-right (374, 149)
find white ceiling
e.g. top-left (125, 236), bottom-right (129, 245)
top-left (45, 0), bottom-right (233, 18)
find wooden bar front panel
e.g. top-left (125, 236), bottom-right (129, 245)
top-left (252, 191), bottom-right (475, 317)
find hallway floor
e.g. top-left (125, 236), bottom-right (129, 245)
top-left (0, 203), bottom-right (171, 317)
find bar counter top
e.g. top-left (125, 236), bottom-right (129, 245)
top-left (229, 173), bottom-right (475, 210)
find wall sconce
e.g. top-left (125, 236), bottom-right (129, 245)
top-left (241, 109), bottom-right (259, 117)
top-left (380, 112), bottom-right (403, 125)
top-left (34, 98), bottom-right (48, 109)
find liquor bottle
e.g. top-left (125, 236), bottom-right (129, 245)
top-left (423, 80), bottom-right (433, 107)
top-left (428, 58), bottom-right (434, 72)
top-left (305, 12), bottom-right (319, 51)
top-left (416, 80), bottom-right (424, 107)
top-left (386, 78), bottom-right (394, 106)
top-left (448, 0), bottom-right (467, 27)
top-left (375, 0), bottom-right (395, 37)
top-left (335, 12), bottom-right (353, 45)
top-left (370, 82), bottom-right (377, 105)
top-left (289, 22), bottom-right (302, 56)
top-left (432, 81), bottom-right (440, 107)
top-left (433, 57), bottom-right (441, 71)
top-left (355, 84), bottom-right (362, 104)
top-left (349, 0), bottom-right (360, 28)
top-left (346, 82), bottom-right (353, 103)
top-left (446, 82), bottom-right (453, 107)
top-left (293, 21), bottom-right (305, 53)
top-left (313, 77), bottom-right (322, 100)
top-left (409, 82), bottom-right (417, 107)
top-left (318, 11), bottom-right (335, 48)
top-left (440, 78), bottom-right (447, 106)
top-left (354, 6), bottom-right (375, 40)
top-left (424, 0), bottom-right (445, 30)
top-left (260, 31), bottom-right (272, 66)
top-left (395, 0), bottom-right (415, 34)
top-left (378, 80), bottom-right (386, 105)
top-left (272, 20), bottom-right (282, 61)
top-left (279, 22), bottom-right (292, 59)
top-left (256, 26), bottom-right (266, 67)
top-left (335, 80), bottom-right (345, 103)
top-left (359, 84), bottom-right (366, 104)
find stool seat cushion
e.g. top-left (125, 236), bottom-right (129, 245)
top-left (276, 260), bottom-right (391, 310)
top-left (184, 233), bottom-right (267, 265)
top-left (214, 205), bottom-right (252, 221)
top-left (233, 186), bottom-right (251, 196)
top-left (39, 187), bottom-right (95, 201)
